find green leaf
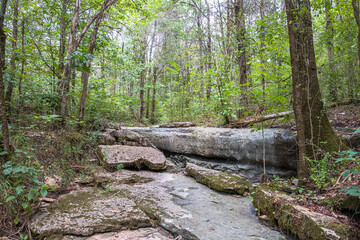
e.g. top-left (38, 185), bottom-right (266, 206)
top-left (13, 180), bottom-right (22, 186)
top-left (40, 189), bottom-right (48, 198)
top-left (354, 128), bottom-right (360, 135)
top-left (6, 196), bottom-right (16, 202)
top-left (27, 190), bottom-right (35, 201)
top-left (0, 151), bottom-right (8, 156)
top-left (3, 167), bottom-right (12, 175)
top-left (16, 185), bottom-right (24, 195)
top-left (22, 202), bottom-right (29, 209)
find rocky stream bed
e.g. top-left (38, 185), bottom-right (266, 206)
top-left (30, 127), bottom-right (359, 239)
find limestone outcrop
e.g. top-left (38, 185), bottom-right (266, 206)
top-left (97, 145), bottom-right (166, 171)
top-left (127, 127), bottom-right (298, 178)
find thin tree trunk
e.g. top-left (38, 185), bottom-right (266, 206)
top-left (285, 0), bottom-right (347, 178)
top-left (206, 0), bottom-right (212, 100)
top-left (5, 0), bottom-right (18, 120)
top-left (352, 0), bottom-right (360, 66)
top-left (0, 0), bottom-right (10, 162)
top-left (326, 0), bottom-right (337, 101)
top-left (19, 18), bottom-right (25, 99)
top-left (260, 0), bottom-right (266, 111)
top-left (59, 0), bottom-right (68, 74)
top-left (139, 36), bottom-right (146, 123)
top-left (78, 13), bottom-right (104, 122)
top-left (234, 0), bottom-right (247, 117)
top-left (59, 0), bottom-right (117, 117)
top-left (150, 67), bottom-right (157, 124)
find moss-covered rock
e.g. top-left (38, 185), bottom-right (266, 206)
top-left (186, 163), bottom-right (251, 195)
top-left (251, 184), bottom-right (358, 240)
top-left (30, 188), bottom-right (152, 238)
top-left (318, 195), bottom-right (360, 213)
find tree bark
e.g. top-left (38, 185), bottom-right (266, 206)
top-left (326, 0), bottom-right (337, 101)
top-left (234, 0), bottom-right (247, 117)
top-left (19, 18), bottom-right (25, 99)
top-left (0, 0), bottom-right (10, 162)
top-left (352, 0), bottom-right (360, 66)
top-left (205, 0), bottom-right (212, 100)
top-left (78, 13), bottom-right (104, 122)
top-left (260, 0), bottom-right (266, 110)
top-left (150, 67), bottom-right (158, 124)
top-left (5, 0), bottom-right (18, 120)
top-left (285, 0), bottom-right (347, 178)
top-left (139, 36), bottom-right (146, 123)
top-left (59, 0), bottom-right (68, 74)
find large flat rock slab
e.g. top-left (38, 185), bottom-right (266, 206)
top-left (126, 127), bottom-right (298, 179)
top-left (105, 170), bottom-right (285, 240)
top-left (97, 145), bottom-right (166, 171)
top-left (186, 163), bottom-right (251, 195)
top-left (31, 188), bottom-right (152, 237)
top-left (58, 228), bottom-right (171, 240)
top-left (252, 184), bottom-right (358, 240)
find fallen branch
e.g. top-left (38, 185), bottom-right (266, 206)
top-left (231, 111), bottom-right (293, 128)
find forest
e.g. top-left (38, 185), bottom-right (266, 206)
top-left (0, 0), bottom-right (359, 239)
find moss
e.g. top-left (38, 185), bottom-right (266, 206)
top-left (319, 195), bottom-right (360, 212)
top-left (251, 185), bottom-right (358, 240)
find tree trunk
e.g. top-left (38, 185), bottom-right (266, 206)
top-left (234, 0), bottom-right (247, 117)
top-left (326, 0), bottom-right (337, 101)
top-left (139, 37), bottom-right (146, 123)
top-left (78, 13), bottom-right (104, 122)
top-left (260, 0), bottom-right (266, 111)
top-left (18, 18), bottom-right (25, 102)
top-left (5, 0), bottom-right (18, 120)
top-left (58, 0), bottom-right (117, 117)
top-left (285, 0), bottom-right (347, 178)
top-left (0, 0), bottom-right (10, 162)
top-left (352, 0), bottom-right (360, 67)
top-left (59, 0), bottom-right (68, 74)
top-left (205, 0), bottom-right (212, 100)
top-left (150, 67), bottom-right (157, 124)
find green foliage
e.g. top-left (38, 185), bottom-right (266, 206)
top-left (309, 149), bottom-right (360, 191)
top-left (0, 151), bottom-right (50, 224)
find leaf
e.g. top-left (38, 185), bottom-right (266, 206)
top-left (16, 185), bottom-right (24, 195)
top-left (27, 190), bottom-right (35, 201)
top-left (354, 128), bottom-right (360, 135)
top-left (3, 167), bottom-right (12, 175)
top-left (6, 196), bottom-right (16, 202)
top-left (0, 151), bottom-right (8, 156)
top-left (22, 202), bottom-right (29, 209)
top-left (342, 170), bottom-right (351, 180)
top-left (40, 189), bottom-right (48, 198)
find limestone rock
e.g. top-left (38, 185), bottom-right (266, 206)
top-left (159, 122), bottom-right (197, 128)
top-left (97, 145), bottom-right (166, 171)
top-left (186, 163), bottom-right (251, 195)
top-left (251, 185), bottom-right (358, 240)
top-left (97, 132), bottom-right (116, 145)
top-left (55, 228), bottom-right (172, 240)
top-left (126, 127), bottom-right (298, 179)
top-left (30, 188), bottom-right (152, 237)
top-left (110, 129), bottom-right (155, 148)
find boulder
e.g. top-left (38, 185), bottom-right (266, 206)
top-left (251, 184), bottom-right (358, 240)
top-left (97, 145), bottom-right (166, 171)
top-left (30, 188), bottom-right (152, 237)
top-left (126, 127), bottom-right (298, 179)
top-left (186, 163), bottom-right (251, 195)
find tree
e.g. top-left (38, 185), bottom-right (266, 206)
top-left (352, 0), bottom-right (360, 66)
top-left (0, 0), bottom-right (9, 163)
top-left (285, 0), bottom-right (347, 178)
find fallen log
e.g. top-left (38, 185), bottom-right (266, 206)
top-left (231, 111), bottom-right (293, 128)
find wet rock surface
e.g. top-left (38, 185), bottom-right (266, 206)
top-left (97, 145), bottom-right (166, 171)
top-left (186, 163), bottom-right (251, 195)
top-left (31, 169), bottom-right (285, 240)
top-left (126, 127), bottom-right (298, 179)
top-left (252, 184), bottom-right (358, 240)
